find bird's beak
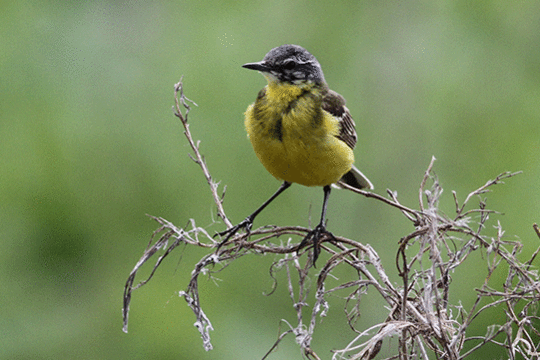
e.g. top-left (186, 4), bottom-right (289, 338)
top-left (242, 61), bottom-right (270, 72)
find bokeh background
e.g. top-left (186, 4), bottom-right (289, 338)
top-left (2, 1), bottom-right (539, 359)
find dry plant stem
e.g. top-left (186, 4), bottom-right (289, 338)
top-left (419, 155), bottom-right (437, 212)
top-left (337, 181), bottom-right (420, 224)
top-left (261, 328), bottom-right (294, 360)
top-left (123, 79), bottom-right (540, 360)
top-left (173, 78), bottom-right (232, 229)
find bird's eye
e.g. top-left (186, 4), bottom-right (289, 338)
top-left (282, 60), bottom-right (296, 70)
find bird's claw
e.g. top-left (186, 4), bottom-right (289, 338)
top-left (298, 224), bottom-right (335, 266)
top-left (215, 218), bottom-right (253, 248)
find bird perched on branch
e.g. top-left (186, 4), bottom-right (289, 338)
top-left (218, 44), bottom-right (373, 264)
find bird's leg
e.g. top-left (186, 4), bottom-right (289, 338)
top-left (216, 181), bottom-right (292, 247)
top-left (299, 185), bottom-right (336, 266)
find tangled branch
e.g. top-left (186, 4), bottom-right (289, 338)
top-left (122, 78), bottom-right (539, 359)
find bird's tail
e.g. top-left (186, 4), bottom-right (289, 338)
top-left (336, 165), bottom-right (374, 190)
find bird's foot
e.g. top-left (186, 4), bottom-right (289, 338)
top-left (215, 217), bottom-right (254, 248)
top-left (298, 224), bottom-right (336, 266)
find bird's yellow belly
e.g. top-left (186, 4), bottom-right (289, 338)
top-left (245, 104), bottom-right (354, 187)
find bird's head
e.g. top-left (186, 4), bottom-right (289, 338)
top-left (242, 44), bottom-right (325, 85)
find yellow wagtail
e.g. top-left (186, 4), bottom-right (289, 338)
top-left (218, 44), bottom-right (373, 263)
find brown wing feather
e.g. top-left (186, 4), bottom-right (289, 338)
top-left (322, 89), bottom-right (357, 150)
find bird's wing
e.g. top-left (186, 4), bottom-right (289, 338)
top-left (322, 89), bottom-right (357, 150)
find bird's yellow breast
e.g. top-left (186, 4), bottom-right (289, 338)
top-left (245, 81), bottom-right (354, 187)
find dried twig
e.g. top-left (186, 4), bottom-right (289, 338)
top-left (122, 79), bottom-right (539, 360)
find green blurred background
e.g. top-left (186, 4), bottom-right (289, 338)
top-left (2, 1), bottom-right (539, 359)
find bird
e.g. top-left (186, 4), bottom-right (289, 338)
top-left (217, 44), bottom-right (373, 264)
